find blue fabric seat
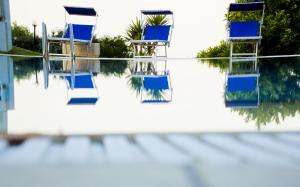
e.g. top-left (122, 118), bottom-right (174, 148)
top-left (143, 25), bottom-right (171, 41)
top-left (64, 24), bottom-right (94, 41)
top-left (67, 97), bottom-right (98, 105)
top-left (227, 76), bottom-right (258, 92)
top-left (65, 73), bottom-right (98, 105)
top-left (229, 21), bottom-right (259, 38)
top-left (65, 74), bottom-right (95, 89)
top-left (143, 76), bottom-right (169, 91)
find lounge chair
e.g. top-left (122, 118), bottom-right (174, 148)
top-left (227, 2), bottom-right (265, 72)
top-left (65, 73), bottom-right (99, 105)
top-left (225, 73), bottom-right (260, 108)
top-left (130, 10), bottom-right (174, 60)
top-left (42, 6), bottom-right (98, 60)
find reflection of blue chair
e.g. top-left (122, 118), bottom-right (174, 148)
top-left (225, 73), bottom-right (260, 108)
top-left (65, 73), bottom-right (99, 105)
top-left (141, 73), bottom-right (172, 103)
top-left (42, 6), bottom-right (98, 59)
top-left (227, 2), bottom-right (265, 72)
top-left (130, 10), bottom-right (174, 60)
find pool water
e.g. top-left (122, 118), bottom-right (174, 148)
top-left (1, 56), bottom-right (300, 134)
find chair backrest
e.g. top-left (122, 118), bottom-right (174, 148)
top-left (143, 25), bottom-right (171, 41)
top-left (229, 21), bottom-right (260, 37)
top-left (64, 24), bottom-right (94, 41)
top-left (65, 74), bottom-right (94, 89)
top-left (143, 76), bottom-right (169, 90)
top-left (227, 76), bottom-right (258, 92)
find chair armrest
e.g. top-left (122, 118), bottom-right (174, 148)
top-left (130, 40), bottom-right (169, 44)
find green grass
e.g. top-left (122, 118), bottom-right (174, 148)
top-left (0, 46), bottom-right (41, 56)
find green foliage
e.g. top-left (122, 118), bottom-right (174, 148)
top-left (125, 15), bottom-right (169, 41)
top-left (125, 17), bottom-right (143, 41)
top-left (197, 40), bottom-right (229, 58)
top-left (12, 22), bottom-right (41, 52)
top-left (13, 57), bottom-right (41, 81)
top-left (146, 15), bottom-right (169, 26)
top-left (100, 60), bottom-right (128, 77)
top-left (12, 22), bottom-right (33, 49)
top-left (100, 36), bottom-right (129, 58)
top-left (0, 46), bottom-right (40, 56)
top-left (198, 0), bottom-right (300, 57)
top-left (125, 15), bottom-right (169, 56)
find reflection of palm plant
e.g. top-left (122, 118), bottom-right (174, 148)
top-left (145, 89), bottom-right (167, 101)
top-left (100, 60), bottom-right (128, 77)
top-left (127, 77), bottom-right (143, 96)
top-left (127, 61), bottom-right (165, 98)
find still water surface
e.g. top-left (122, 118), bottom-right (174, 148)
top-left (3, 56), bottom-right (300, 134)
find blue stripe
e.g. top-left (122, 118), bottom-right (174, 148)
top-left (68, 98), bottom-right (98, 105)
top-left (141, 10), bottom-right (173, 15)
top-left (229, 2), bottom-right (264, 12)
top-left (225, 100), bottom-right (258, 107)
top-left (64, 6), bottom-right (97, 16)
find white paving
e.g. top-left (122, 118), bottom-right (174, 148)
top-left (103, 135), bottom-right (149, 162)
top-left (63, 136), bottom-right (91, 164)
top-left (43, 143), bottom-right (64, 165)
top-left (0, 138), bottom-right (50, 165)
top-left (90, 142), bottom-right (105, 163)
top-left (240, 134), bottom-right (300, 160)
top-left (276, 133), bottom-right (300, 146)
top-left (167, 134), bottom-right (240, 164)
top-left (0, 139), bottom-right (7, 151)
top-left (135, 135), bottom-right (191, 164)
top-left (202, 134), bottom-right (291, 166)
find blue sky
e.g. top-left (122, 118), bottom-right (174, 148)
top-left (10, 0), bottom-right (233, 57)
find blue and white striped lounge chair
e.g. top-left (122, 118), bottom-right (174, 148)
top-left (225, 73), bottom-right (260, 108)
top-left (227, 2), bottom-right (265, 72)
top-left (65, 73), bottom-right (99, 105)
top-left (130, 10), bottom-right (174, 60)
top-left (141, 72), bottom-right (173, 103)
top-left (42, 6), bottom-right (98, 59)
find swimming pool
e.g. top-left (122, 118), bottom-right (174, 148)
top-left (1, 56), bottom-right (300, 134)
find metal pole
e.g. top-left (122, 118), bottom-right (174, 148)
top-left (229, 42), bottom-right (233, 73)
top-left (33, 22), bottom-right (37, 50)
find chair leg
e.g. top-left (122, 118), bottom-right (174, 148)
top-left (42, 22), bottom-right (49, 61)
top-left (254, 41), bottom-right (259, 71)
top-left (229, 42), bottom-right (233, 73)
top-left (69, 24), bottom-right (75, 61)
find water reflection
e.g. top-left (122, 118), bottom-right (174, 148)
top-left (128, 60), bottom-right (173, 103)
top-left (42, 58), bottom-right (100, 104)
top-left (9, 56), bottom-right (300, 127)
top-left (202, 57), bottom-right (300, 126)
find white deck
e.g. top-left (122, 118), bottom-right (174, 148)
top-left (0, 132), bottom-right (299, 187)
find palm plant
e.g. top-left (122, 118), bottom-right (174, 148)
top-left (146, 15), bottom-right (169, 26)
top-left (125, 15), bottom-right (169, 56)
